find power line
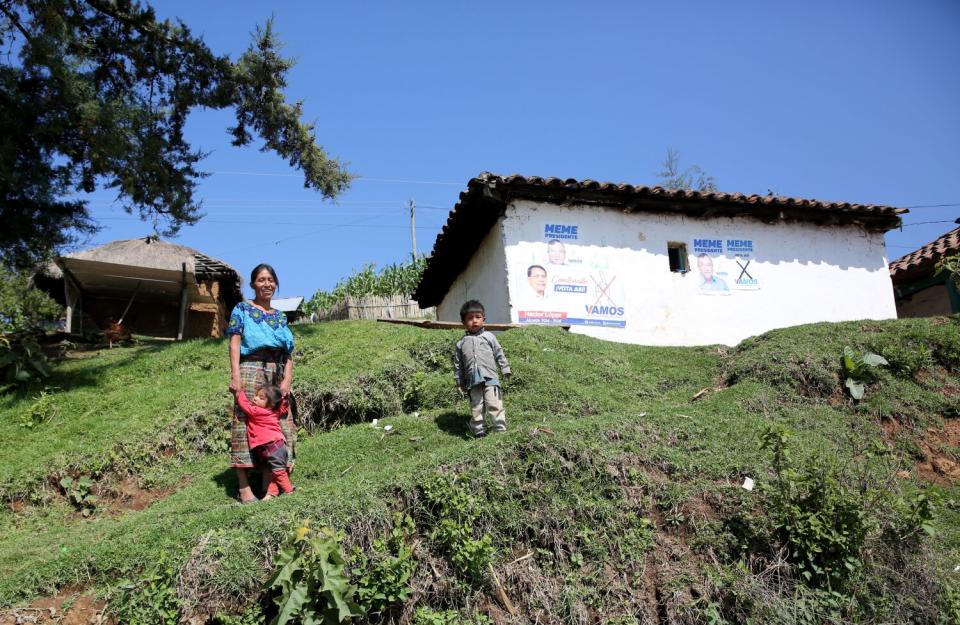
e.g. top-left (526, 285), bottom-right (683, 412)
top-left (96, 216), bottom-right (446, 228)
top-left (900, 220), bottom-right (958, 227)
top-left (210, 170), bottom-right (462, 186)
top-left (903, 202), bottom-right (960, 209)
top-left (85, 202), bottom-right (451, 212)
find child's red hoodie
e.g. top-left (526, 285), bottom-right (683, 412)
top-left (235, 392), bottom-right (288, 449)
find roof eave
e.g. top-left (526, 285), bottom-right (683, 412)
top-left (414, 173), bottom-right (906, 307)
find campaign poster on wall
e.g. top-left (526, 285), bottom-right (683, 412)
top-left (691, 238), bottom-right (732, 296)
top-left (691, 237), bottom-right (760, 294)
top-left (726, 238), bottom-right (759, 290)
top-left (514, 223), bottom-right (627, 328)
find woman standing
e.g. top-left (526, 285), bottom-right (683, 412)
top-left (226, 264), bottom-right (296, 503)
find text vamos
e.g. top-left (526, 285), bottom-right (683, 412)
top-left (584, 304), bottom-right (625, 316)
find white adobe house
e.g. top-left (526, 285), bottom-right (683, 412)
top-left (413, 173), bottom-right (907, 346)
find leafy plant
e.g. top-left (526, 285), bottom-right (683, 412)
top-left (876, 341), bottom-right (934, 378)
top-left (422, 474), bottom-right (495, 584)
top-left (0, 334), bottom-right (51, 390)
top-left (841, 346), bottom-right (888, 400)
top-left (353, 513), bottom-right (417, 616)
top-left (936, 254), bottom-right (960, 291)
top-left (18, 389), bottom-right (59, 428)
top-left (403, 371), bottom-right (427, 412)
top-left (941, 582), bottom-right (960, 625)
top-left (0, 268), bottom-right (61, 333)
top-left (894, 488), bottom-right (943, 540)
top-left (213, 606), bottom-right (266, 625)
top-left (268, 521), bottom-right (360, 625)
top-left (108, 554), bottom-right (181, 625)
top-left (760, 426), bottom-right (869, 591)
top-left (59, 475), bottom-right (98, 517)
top-left (412, 608), bottom-right (492, 625)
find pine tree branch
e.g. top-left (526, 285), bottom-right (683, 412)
top-left (0, 1), bottom-right (33, 44)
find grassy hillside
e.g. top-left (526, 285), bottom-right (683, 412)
top-left (1, 318), bottom-right (959, 624)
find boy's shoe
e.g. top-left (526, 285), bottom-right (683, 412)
top-left (471, 430), bottom-right (488, 438)
top-left (492, 427), bottom-right (507, 434)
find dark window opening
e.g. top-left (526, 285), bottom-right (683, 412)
top-left (667, 242), bottom-right (688, 273)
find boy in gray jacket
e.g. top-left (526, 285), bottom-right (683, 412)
top-left (454, 300), bottom-right (511, 437)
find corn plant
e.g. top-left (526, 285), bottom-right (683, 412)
top-left (304, 256), bottom-right (427, 315)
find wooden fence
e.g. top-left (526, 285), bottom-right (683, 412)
top-left (310, 295), bottom-right (435, 322)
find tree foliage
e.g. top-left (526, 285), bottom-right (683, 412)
top-left (656, 147), bottom-right (717, 192)
top-left (936, 254), bottom-right (960, 291)
top-left (0, 267), bottom-right (61, 334)
top-left (0, 0), bottom-right (352, 270)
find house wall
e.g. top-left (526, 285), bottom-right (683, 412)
top-left (492, 200), bottom-right (896, 346)
top-left (895, 283), bottom-right (952, 318)
top-left (437, 221), bottom-right (511, 324)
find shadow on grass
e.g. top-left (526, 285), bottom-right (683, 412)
top-left (434, 410), bottom-right (471, 439)
top-left (0, 344), bottom-right (176, 404)
top-left (212, 467), bottom-right (272, 502)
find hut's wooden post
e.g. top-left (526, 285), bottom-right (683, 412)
top-left (64, 280), bottom-right (80, 334)
top-left (177, 262), bottom-right (189, 340)
top-left (59, 262), bottom-right (84, 334)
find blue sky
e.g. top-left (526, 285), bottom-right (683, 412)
top-left (82, 0), bottom-right (960, 300)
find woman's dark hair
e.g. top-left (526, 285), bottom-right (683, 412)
top-left (250, 263), bottom-right (279, 290)
top-left (459, 299), bottom-right (485, 321)
top-left (259, 384), bottom-right (284, 409)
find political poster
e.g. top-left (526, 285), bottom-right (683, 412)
top-left (514, 226), bottom-right (627, 328)
top-left (691, 237), bottom-right (759, 294)
top-left (691, 238), bottom-right (732, 296)
top-left (725, 238), bottom-right (759, 290)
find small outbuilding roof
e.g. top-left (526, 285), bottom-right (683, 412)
top-left (272, 296), bottom-right (305, 313)
top-left (889, 226), bottom-right (960, 284)
top-left (50, 237), bottom-right (241, 303)
top-left (414, 172), bottom-right (907, 307)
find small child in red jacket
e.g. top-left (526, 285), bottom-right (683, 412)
top-left (233, 384), bottom-right (294, 500)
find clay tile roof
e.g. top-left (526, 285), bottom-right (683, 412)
top-left (413, 172), bottom-right (907, 307)
top-left (889, 226), bottom-right (960, 284)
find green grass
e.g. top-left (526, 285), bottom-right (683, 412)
top-left (2, 318), bottom-right (959, 623)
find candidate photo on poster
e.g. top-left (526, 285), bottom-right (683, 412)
top-left (696, 253), bottom-right (730, 295)
top-left (526, 264), bottom-right (549, 300)
top-left (547, 239), bottom-right (568, 265)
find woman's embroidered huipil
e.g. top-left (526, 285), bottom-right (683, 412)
top-left (225, 301), bottom-right (295, 356)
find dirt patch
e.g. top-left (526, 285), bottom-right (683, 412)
top-left (0, 590), bottom-right (105, 625)
top-left (915, 419), bottom-right (960, 484)
top-left (885, 416), bottom-right (960, 484)
top-left (882, 417), bottom-right (902, 438)
top-left (104, 476), bottom-right (180, 514)
top-left (826, 386), bottom-right (849, 407)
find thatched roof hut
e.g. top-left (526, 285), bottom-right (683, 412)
top-left (37, 237), bottom-right (242, 339)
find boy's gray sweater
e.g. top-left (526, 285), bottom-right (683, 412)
top-left (453, 330), bottom-right (511, 388)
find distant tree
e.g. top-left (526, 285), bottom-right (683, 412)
top-left (937, 255), bottom-right (960, 291)
top-left (0, 268), bottom-right (61, 334)
top-left (0, 1), bottom-right (353, 270)
top-left (656, 148), bottom-right (717, 192)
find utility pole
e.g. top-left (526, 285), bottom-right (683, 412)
top-left (409, 198), bottom-right (418, 260)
